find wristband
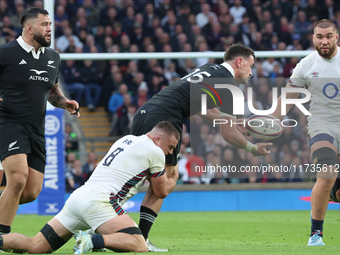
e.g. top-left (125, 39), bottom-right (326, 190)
top-left (73, 108), bottom-right (79, 115)
top-left (243, 141), bottom-right (257, 154)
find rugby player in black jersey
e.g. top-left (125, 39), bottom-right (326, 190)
top-left (0, 7), bottom-right (80, 235)
top-left (131, 44), bottom-right (272, 251)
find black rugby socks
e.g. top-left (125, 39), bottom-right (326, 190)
top-left (139, 206), bottom-right (158, 240)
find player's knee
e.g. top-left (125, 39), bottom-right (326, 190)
top-left (129, 234), bottom-right (148, 252)
top-left (133, 234), bottom-right (148, 253)
top-left (317, 177), bottom-right (337, 191)
top-left (154, 190), bottom-right (168, 199)
top-left (312, 147), bottom-right (338, 179)
top-left (117, 227), bottom-right (148, 252)
top-left (7, 173), bottom-right (28, 193)
top-left (312, 147), bottom-right (337, 166)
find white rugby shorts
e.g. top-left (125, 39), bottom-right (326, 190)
top-left (55, 185), bottom-right (122, 233)
top-left (307, 119), bottom-right (340, 153)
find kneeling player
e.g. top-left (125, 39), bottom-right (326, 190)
top-left (0, 121), bottom-right (179, 254)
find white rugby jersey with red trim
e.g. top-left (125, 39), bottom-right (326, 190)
top-left (289, 47), bottom-right (340, 124)
top-left (85, 135), bottom-right (165, 203)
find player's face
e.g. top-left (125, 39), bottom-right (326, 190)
top-left (313, 27), bottom-right (339, 59)
top-left (156, 135), bottom-right (178, 155)
top-left (236, 56), bottom-right (254, 84)
top-left (32, 14), bottom-right (52, 47)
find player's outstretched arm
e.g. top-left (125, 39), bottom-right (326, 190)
top-left (197, 108), bottom-right (221, 122)
top-left (272, 83), bottom-right (300, 120)
top-left (220, 116), bottom-right (272, 156)
top-left (220, 115), bottom-right (250, 148)
top-left (48, 83), bottom-right (80, 117)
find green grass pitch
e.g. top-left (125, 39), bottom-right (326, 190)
top-left (3, 211), bottom-right (340, 254)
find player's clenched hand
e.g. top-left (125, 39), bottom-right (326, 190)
top-left (252, 142), bottom-right (272, 156)
top-left (66, 100), bottom-right (80, 117)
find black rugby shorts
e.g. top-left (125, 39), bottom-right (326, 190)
top-left (131, 104), bottom-right (183, 166)
top-left (0, 123), bottom-right (46, 173)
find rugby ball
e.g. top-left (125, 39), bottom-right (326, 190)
top-left (246, 115), bottom-right (283, 140)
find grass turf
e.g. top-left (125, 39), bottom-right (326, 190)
top-left (3, 210), bottom-right (340, 254)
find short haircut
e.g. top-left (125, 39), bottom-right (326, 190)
top-left (154, 121), bottom-right (180, 141)
top-left (20, 7), bottom-right (49, 28)
top-left (314, 19), bottom-right (338, 33)
top-left (223, 44), bottom-right (255, 62)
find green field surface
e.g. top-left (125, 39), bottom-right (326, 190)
top-left (3, 211), bottom-right (340, 254)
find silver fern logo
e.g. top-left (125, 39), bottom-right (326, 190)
top-left (8, 141), bottom-right (19, 151)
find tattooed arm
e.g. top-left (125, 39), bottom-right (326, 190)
top-left (48, 83), bottom-right (68, 108)
top-left (48, 83), bottom-right (80, 117)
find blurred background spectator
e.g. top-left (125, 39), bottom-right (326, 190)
top-left (82, 152), bottom-right (98, 181)
top-left (65, 123), bottom-right (78, 153)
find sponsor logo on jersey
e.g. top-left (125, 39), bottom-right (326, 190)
top-left (29, 69), bottom-right (49, 82)
top-left (19, 59), bottom-right (27, 65)
top-left (311, 72), bottom-right (319, 77)
top-left (141, 110), bottom-right (146, 114)
top-left (8, 141), bottom-right (19, 151)
top-left (47, 60), bottom-right (56, 69)
top-left (30, 69), bottom-right (47, 75)
top-left (29, 76), bottom-right (49, 82)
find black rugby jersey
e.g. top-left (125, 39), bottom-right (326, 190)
top-left (0, 37), bottom-right (61, 135)
top-left (146, 63), bottom-right (237, 120)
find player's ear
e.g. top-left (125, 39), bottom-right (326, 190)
top-left (27, 25), bottom-right (33, 35)
top-left (154, 134), bottom-right (161, 143)
top-left (236, 57), bottom-right (242, 68)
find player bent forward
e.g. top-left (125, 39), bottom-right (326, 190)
top-left (0, 121), bottom-right (179, 254)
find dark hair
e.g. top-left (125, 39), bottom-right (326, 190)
top-left (20, 7), bottom-right (49, 28)
top-left (154, 121), bottom-right (180, 140)
top-left (223, 44), bottom-right (255, 62)
top-left (314, 19), bottom-right (337, 33)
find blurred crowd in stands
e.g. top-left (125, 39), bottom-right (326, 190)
top-left (1, 0), bottom-right (334, 189)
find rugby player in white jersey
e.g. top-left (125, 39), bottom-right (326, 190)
top-left (273, 19), bottom-right (340, 246)
top-left (0, 121), bottom-right (179, 254)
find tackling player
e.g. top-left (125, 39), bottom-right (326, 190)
top-left (0, 121), bottom-right (179, 254)
top-left (131, 44), bottom-right (272, 251)
top-left (273, 19), bottom-right (340, 246)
